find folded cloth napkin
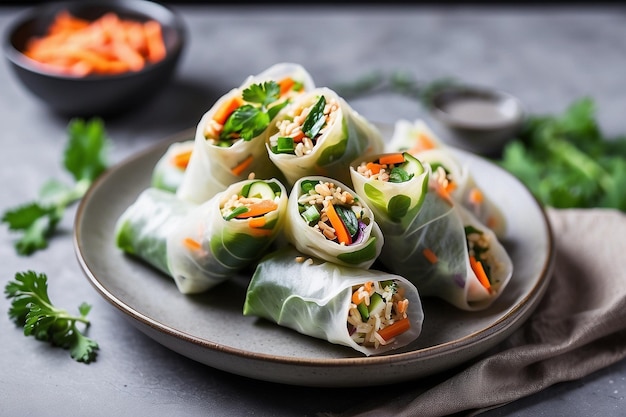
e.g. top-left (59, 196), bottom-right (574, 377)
top-left (337, 208), bottom-right (626, 417)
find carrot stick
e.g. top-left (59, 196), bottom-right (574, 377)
top-left (366, 162), bottom-right (382, 175)
top-left (468, 188), bottom-right (484, 205)
top-left (248, 217), bottom-right (266, 228)
top-left (143, 20), bottom-right (166, 63)
top-left (378, 153), bottom-right (405, 166)
top-left (291, 130), bottom-right (305, 143)
top-left (213, 96), bottom-right (244, 126)
top-left (469, 255), bottom-right (491, 290)
top-left (235, 200), bottom-right (278, 219)
top-left (325, 202), bottom-right (352, 245)
top-left (408, 132), bottom-right (436, 154)
top-left (422, 248), bottom-right (438, 264)
top-left (278, 77), bottom-right (296, 96)
top-left (171, 149), bottom-right (192, 169)
top-left (378, 318), bottom-right (411, 341)
top-left (183, 237), bottom-right (202, 251)
top-left (230, 154), bottom-right (254, 176)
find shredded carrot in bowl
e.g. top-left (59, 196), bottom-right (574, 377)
top-left (22, 10), bottom-right (167, 77)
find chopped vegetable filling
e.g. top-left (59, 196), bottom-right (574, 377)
top-left (269, 94), bottom-right (339, 156)
top-left (221, 181), bottom-right (280, 221)
top-left (297, 180), bottom-right (368, 245)
top-left (465, 225), bottom-right (499, 289)
top-left (356, 152), bottom-right (415, 183)
top-left (347, 280), bottom-right (410, 348)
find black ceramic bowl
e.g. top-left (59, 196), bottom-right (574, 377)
top-left (428, 85), bottom-right (525, 156)
top-left (3, 0), bottom-right (186, 117)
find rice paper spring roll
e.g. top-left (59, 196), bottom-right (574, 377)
top-left (115, 178), bottom-right (288, 294)
top-left (151, 140), bottom-right (194, 193)
top-left (283, 176), bottom-right (384, 269)
top-left (176, 63), bottom-right (315, 204)
top-left (243, 245), bottom-right (424, 356)
top-left (387, 119), bottom-right (506, 237)
top-left (266, 86), bottom-right (385, 188)
top-left (349, 151), bottom-right (429, 229)
top-left (377, 190), bottom-right (513, 311)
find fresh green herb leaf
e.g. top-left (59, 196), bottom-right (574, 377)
top-left (5, 271), bottom-right (99, 363)
top-left (221, 81), bottom-right (284, 142)
top-left (388, 167), bottom-right (413, 183)
top-left (242, 81), bottom-right (281, 107)
top-left (498, 98), bottom-right (626, 211)
top-left (302, 95), bottom-right (327, 139)
top-left (1, 118), bottom-right (111, 255)
top-left (335, 205), bottom-right (359, 237)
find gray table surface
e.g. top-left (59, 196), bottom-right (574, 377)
top-left (2, 4), bottom-right (625, 416)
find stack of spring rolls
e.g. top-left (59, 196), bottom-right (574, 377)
top-left (115, 63), bottom-right (513, 356)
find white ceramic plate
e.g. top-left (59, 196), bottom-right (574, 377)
top-left (74, 125), bottom-right (555, 387)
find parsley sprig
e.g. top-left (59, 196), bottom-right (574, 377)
top-left (2, 118), bottom-right (111, 255)
top-left (5, 271), bottom-right (99, 363)
top-left (220, 80), bottom-right (289, 142)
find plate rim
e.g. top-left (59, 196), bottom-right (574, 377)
top-left (73, 126), bottom-right (555, 381)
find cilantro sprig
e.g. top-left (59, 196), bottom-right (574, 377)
top-left (220, 80), bottom-right (289, 142)
top-left (5, 271), bottom-right (99, 363)
top-left (2, 118), bottom-right (111, 255)
top-left (498, 98), bottom-right (626, 211)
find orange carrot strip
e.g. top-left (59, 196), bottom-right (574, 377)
top-left (235, 200), bottom-right (278, 219)
top-left (291, 130), bottom-right (305, 143)
top-left (248, 217), bottom-right (266, 228)
top-left (378, 317), bottom-right (411, 341)
top-left (352, 287), bottom-right (365, 304)
top-left (422, 248), bottom-right (438, 264)
top-left (378, 153), bottom-right (405, 166)
top-left (470, 255), bottom-right (491, 290)
top-left (278, 77), bottom-right (296, 95)
top-left (171, 149), bottom-right (192, 170)
top-left (183, 237), bottom-right (202, 251)
top-left (363, 281), bottom-right (373, 294)
top-left (325, 201), bottom-right (352, 245)
top-left (231, 154), bottom-right (254, 176)
top-left (144, 20), bottom-right (166, 63)
top-left (408, 132), bottom-right (436, 154)
top-left (214, 96), bottom-right (244, 125)
top-left (366, 162), bottom-right (382, 175)
top-left (111, 40), bottom-right (145, 72)
top-left (468, 188), bottom-right (484, 205)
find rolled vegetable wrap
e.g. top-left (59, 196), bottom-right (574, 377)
top-left (283, 176), bottom-right (384, 269)
top-left (115, 178), bottom-right (288, 294)
top-left (387, 119), bottom-right (506, 237)
top-left (151, 140), bottom-right (194, 193)
top-left (176, 63), bottom-right (315, 204)
top-left (266, 87), bottom-right (384, 188)
top-left (243, 245), bottom-right (424, 356)
top-left (377, 189), bottom-right (513, 311)
top-left (349, 151), bottom-right (429, 228)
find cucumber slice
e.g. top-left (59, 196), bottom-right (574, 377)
top-left (398, 152), bottom-right (425, 176)
top-left (368, 292), bottom-right (386, 317)
top-left (357, 301), bottom-right (369, 321)
top-left (246, 181), bottom-right (276, 200)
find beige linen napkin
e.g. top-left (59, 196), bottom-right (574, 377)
top-left (338, 208), bottom-right (626, 417)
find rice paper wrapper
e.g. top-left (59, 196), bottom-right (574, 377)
top-left (151, 140), bottom-right (194, 193)
top-left (283, 176), bottom-right (384, 269)
top-left (243, 245), bottom-right (424, 356)
top-left (176, 63), bottom-right (316, 204)
top-left (115, 188), bottom-right (193, 276)
top-left (266, 87), bottom-right (385, 188)
top-left (115, 179), bottom-right (288, 294)
top-left (167, 178), bottom-right (288, 293)
top-left (379, 191), bottom-right (513, 311)
top-left (349, 152), bottom-right (430, 227)
top-left (387, 119), bottom-right (507, 238)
